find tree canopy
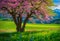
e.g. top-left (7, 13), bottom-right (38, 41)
top-left (0, 0), bottom-right (54, 32)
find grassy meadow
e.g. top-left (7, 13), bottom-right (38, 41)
top-left (0, 21), bottom-right (60, 41)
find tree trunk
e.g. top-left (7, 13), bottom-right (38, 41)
top-left (16, 26), bottom-right (24, 32)
top-left (16, 14), bottom-right (24, 32)
top-left (11, 15), bottom-right (20, 32)
top-left (11, 12), bottom-right (32, 32)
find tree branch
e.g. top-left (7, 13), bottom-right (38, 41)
top-left (22, 11), bottom-right (33, 29)
top-left (12, 15), bottom-right (17, 26)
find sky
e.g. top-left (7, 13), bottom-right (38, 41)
top-left (52, 0), bottom-right (60, 10)
top-left (53, 0), bottom-right (60, 5)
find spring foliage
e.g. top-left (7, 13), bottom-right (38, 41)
top-left (0, 0), bottom-right (54, 20)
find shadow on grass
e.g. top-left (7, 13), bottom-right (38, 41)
top-left (0, 31), bottom-right (60, 41)
top-left (0, 31), bottom-right (41, 36)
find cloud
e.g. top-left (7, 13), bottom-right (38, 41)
top-left (50, 5), bottom-right (60, 10)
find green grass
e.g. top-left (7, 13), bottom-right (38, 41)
top-left (0, 21), bottom-right (60, 41)
top-left (0, 31), bottom-right (60, 41)
top-left (0, 21), bottom-right (60, 32)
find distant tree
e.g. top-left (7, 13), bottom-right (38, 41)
top-left (0, 0), bottom-right (54, 32)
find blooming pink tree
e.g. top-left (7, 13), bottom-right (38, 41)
top-left (0, 0), bottom-right (54, 32)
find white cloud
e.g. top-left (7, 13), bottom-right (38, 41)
top-left (50, 5), bottom-right (60, 10)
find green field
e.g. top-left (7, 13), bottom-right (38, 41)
top-left (0, 21), bottom-right (60, 41)
top-left (0, 21), bottom-right (60, 32)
